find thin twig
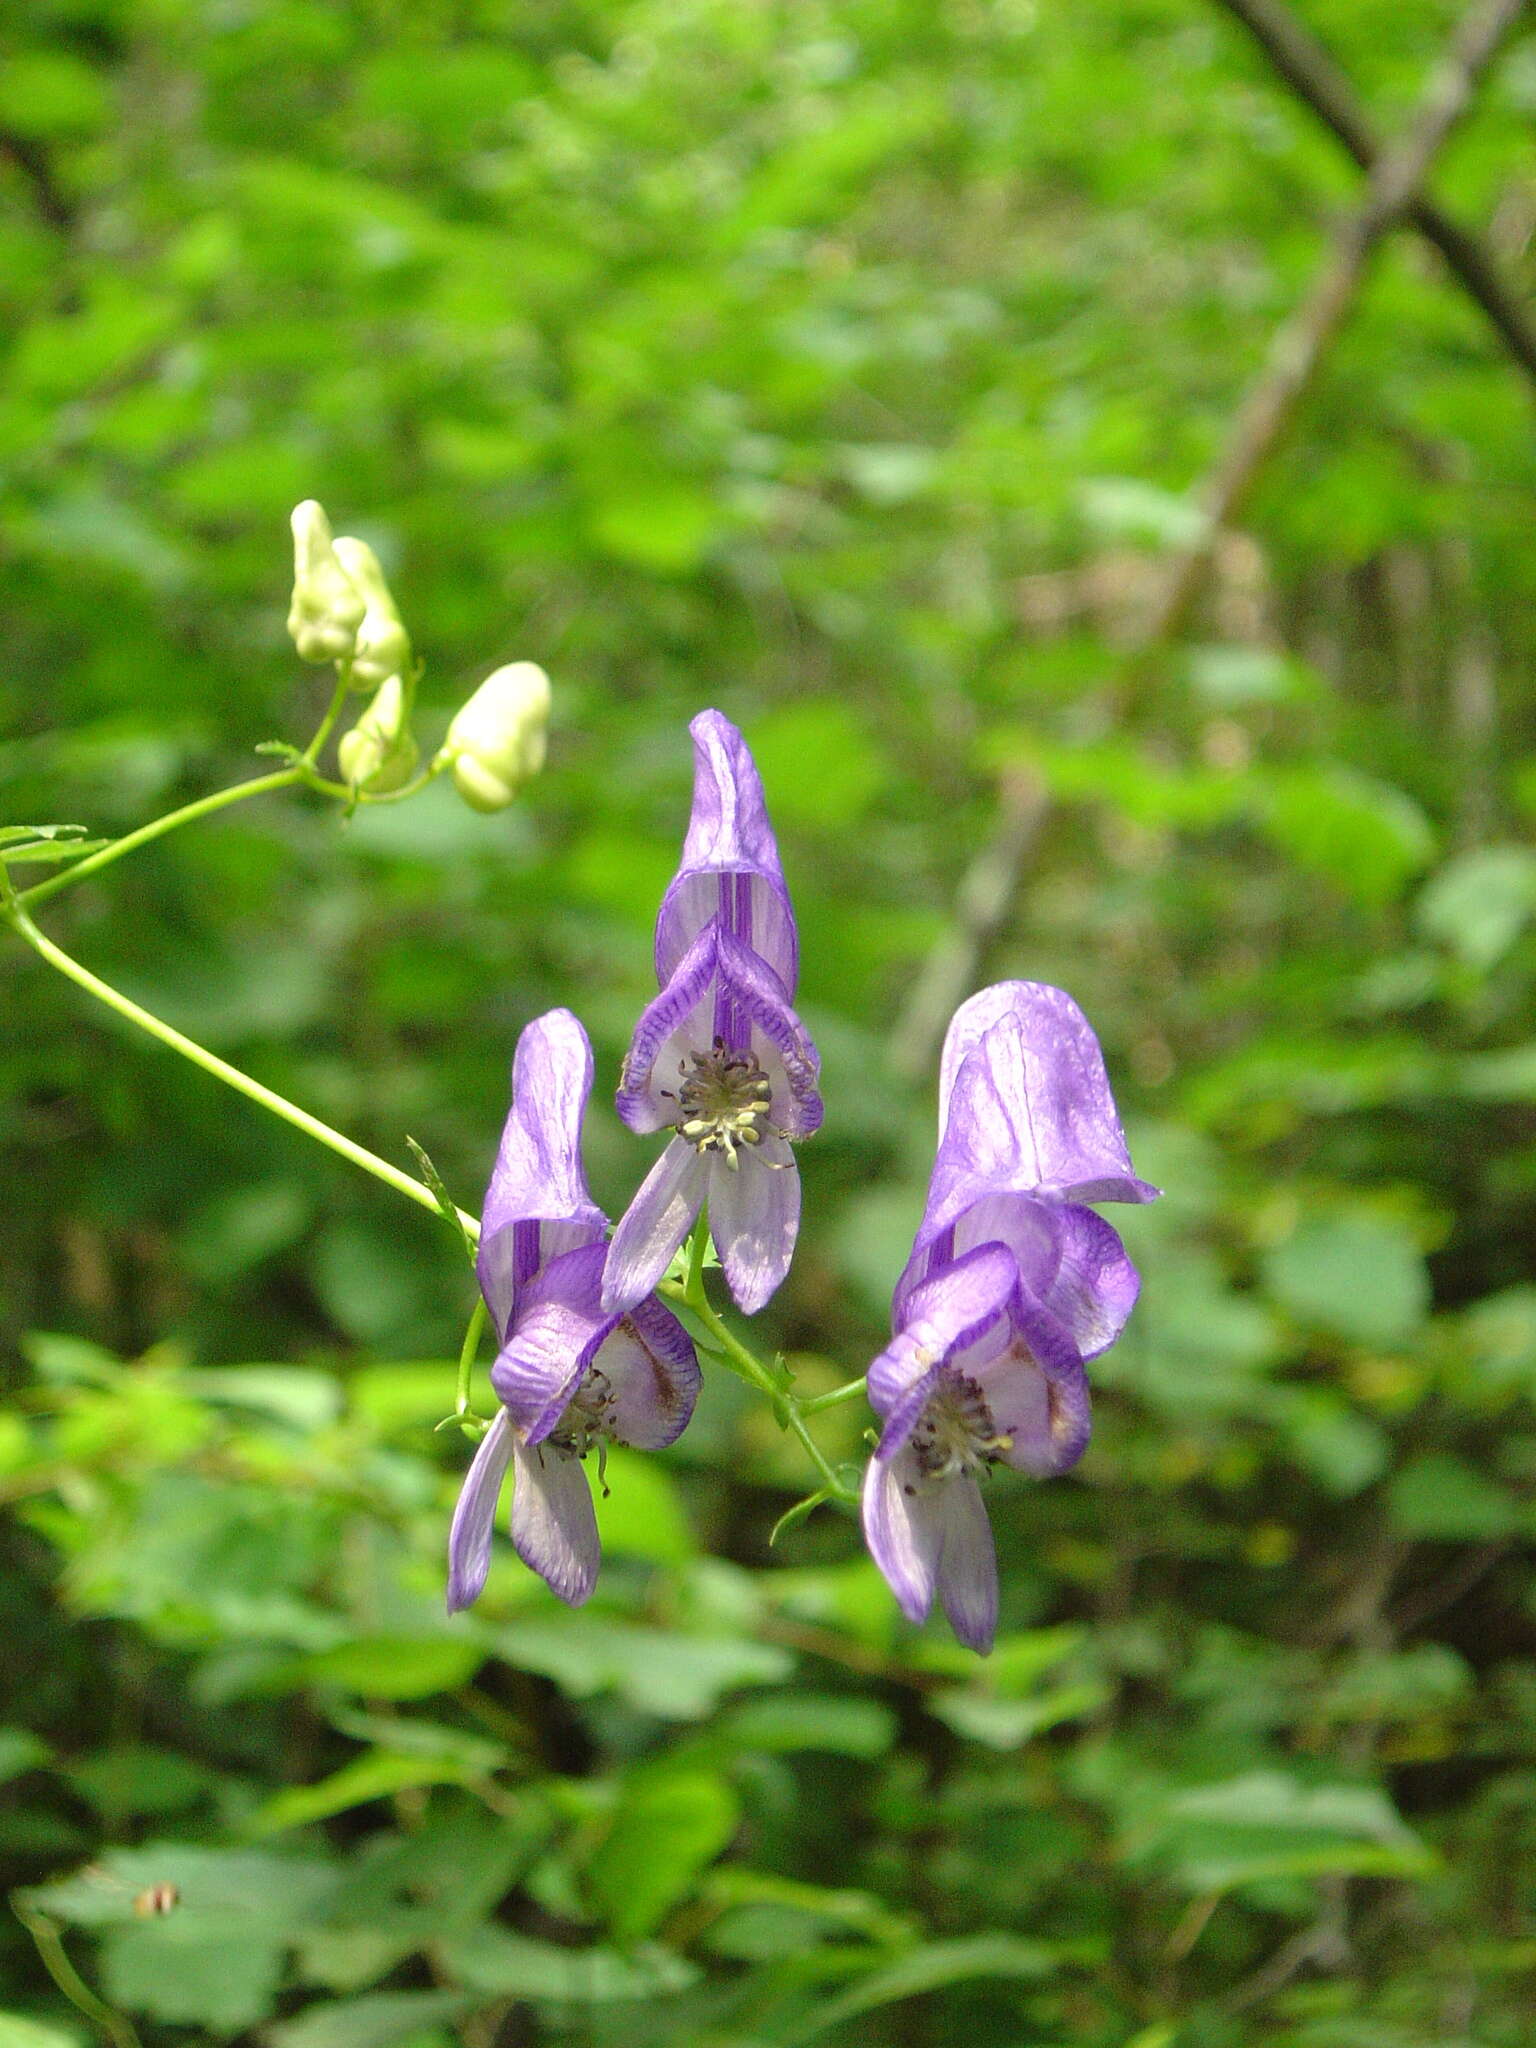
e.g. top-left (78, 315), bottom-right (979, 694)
top-left (1144, 0), bottom-right (1530, 649)
top-left (1213, 0), bottom-right (1536, 389)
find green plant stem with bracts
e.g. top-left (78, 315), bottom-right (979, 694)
top-left (662, 1214), bottom-right (863, 1510)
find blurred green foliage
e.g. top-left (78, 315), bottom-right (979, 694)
top-left (3, 0), bottom-right (1536, 2043)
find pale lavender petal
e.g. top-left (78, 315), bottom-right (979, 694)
top-left (654, 711), bottom-right (798, 994)
top-left (870, 1243), bottom-right (1019, 1417)
top-left (478, 1009), bottom-right (607, 1334)
top-left (601, 1137), bottom-right (710, 1314)
top-left (952, 1195), bottom-right (1140, 1362)
top-left (706, 1133), bottom-right (799, 1315)
top-left (446, 1408), bottom-right (514, 1614)
top-left (965, 1316), bottom-right (1093, 1477)
top-left (934, 1474), bottom-right (999, 1653)
top-left (617, 923), bottom-right (721, 1134)
top-left (594, 1295), bottom-right (701, 1448)
top-left (918, 994), bottom-right (1158, 1251)
top-left (489, 1243), bottom-right (611, 1444)
top-left (510, 1436), bottom-right (600, 1605)
top-left (861, 1445), bottom-right (943, 1625)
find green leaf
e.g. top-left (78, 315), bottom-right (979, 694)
top-left (781, 1934), bottom-right (1070, 2044)
top-left (587, 1769), bottom-right (740, 1943)
top-left (1388, 1454), bottom-right (1523, 1540)
top-left (1262, 1214), bottom-right (1430, 1348)
top-left (249, 1750), bottom-right (487, 1836)
top-left (593, 1447), bottom-right (696, 1565)
top-left (1260, 765), bottom-right (1436, 907)
top-left (1417, 845), bottom-right (1536, 970)
top-left (0, 1730), bottom-right (48, 1786)
top-left (438, 1926), bottom-right (698, 2003)
top-left (0, 824), bottom-right (108, 867)
top-left (266, 1990), bottom-right (475, 2048)
top-left (491, 1619), bottom-right (791, 1719)
top-left (704, 1693), bottom-right (897, 1759)
top-left (0, 2017), bottom-right (83, 2048)
top-left (26, 1844), bottom-right (336, 2033)
top-left (177, 1367), bottom-right (341, 1431)
top-left (289, 1636), bottom-right (486, 1700)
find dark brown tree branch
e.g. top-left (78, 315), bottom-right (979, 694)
top-left (1143, 0), bottom-right (1530, 650)
top-left (1215, 0), bottom-right (1536, 389)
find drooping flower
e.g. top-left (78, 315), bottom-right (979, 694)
top-left (862, 981), bottom-right (1158, 1651)
top-left (447, 1009), bottom-right (699, 1613)
top-left (603, 712), bottom-right (822, 1317)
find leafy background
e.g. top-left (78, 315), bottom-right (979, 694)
top-left (3, 0), bottom-right (1536, 2043)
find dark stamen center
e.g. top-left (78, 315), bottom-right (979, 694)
top-left (909, 1371), bottom-right (1014, 1481)
top-left (674, 1036), bottom-right (774, 1170)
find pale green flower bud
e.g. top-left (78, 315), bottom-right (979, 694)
top-left (337, 674), bottom-right (419, 795)
top-left (332, 536), bottom-right (412, 692)
top-left (287, 500), bottom-right (366, 663)
top-left (440, 661), bottom-right (551, 813)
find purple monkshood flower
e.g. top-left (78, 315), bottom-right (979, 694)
top-left (447, 1009), bottom-right (699, 1613)
top-left (603, 711), bottom-right (822, 1318)
top-left (863, 982), bottom-right (1159, 1652)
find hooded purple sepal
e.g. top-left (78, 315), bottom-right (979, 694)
top-left (477, 1009), bottom-right (608, 1340)
top-left (654, 711), bottom-right (798, 994)
top-left (920, 982), bottom-right (1159, 1249)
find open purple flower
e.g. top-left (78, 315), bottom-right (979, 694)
top-left (862, 981), bottom-right (1158, 1652)
top-left (447, 1009), bottom-right (699, 1613)
top-left (862, 1245), bottom-right (1089, 1652)
top-left (603, 712), bottom-right (822, 1317)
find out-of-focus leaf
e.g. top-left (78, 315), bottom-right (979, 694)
top-left (438, 1925), bottom-right (698, 2002)
top-left (1259, 765), bottom-right (1436, 906)
top-left (0, 1730), bottom-right (48, 1785)
top-left (1417, 845), bottom-right (1536, 970)
top-left (1388, 1454), bottom-right (1523, 1540)
top-left (587, 1768), bottom-right (740, 1942)
top-left (491, 1619), bottom-right (791, 1719)
top-left (266, 1990), bottom-right (475, 2048)
top-left (0, 2017), bottom-right (83, 2048)
top-left (780, 1933), bottom-right (1073, 2044)
top-left (1261, 1214), bottom-right (1430, 1348)
top-left (287, 1636), bottom-right (485, 1700)
top-left (249, 1749), bottom-right (487, 1836)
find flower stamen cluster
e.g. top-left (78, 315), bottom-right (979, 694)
top-left (669, 1038), bottom-right (776, 1167)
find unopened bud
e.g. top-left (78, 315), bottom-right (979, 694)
top-left (337, 674), bottom-right (419, 795)
top-left (287, 501), bottom-right (365, 664)
top-left (331, 537), bottom-right (412, 691)
top-left (440, 662), bottom-right (551, 813)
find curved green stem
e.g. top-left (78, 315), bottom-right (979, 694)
top-left (2, 885), bottom-right (478, 1243)
top-left (456, 1296), bottom-right (490, 1421)
top-left (798, 1376), bottom-right (868, 1416)
top-left (19, 670), bottom-right (355, 912)
top-left (666, 1221), bottom-right (859, 1507)
top-left (12, 1897), bottom-right (141, 2048)
top-left (18, 766), bottom-right (304, 909)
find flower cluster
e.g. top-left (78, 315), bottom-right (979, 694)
top-left (861, 982), bottom-right (1159, 1651)
top-left (447, 711), bottom-right (1156, 1650)
top-left (446, 1009), bottom-right (699, 1611)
